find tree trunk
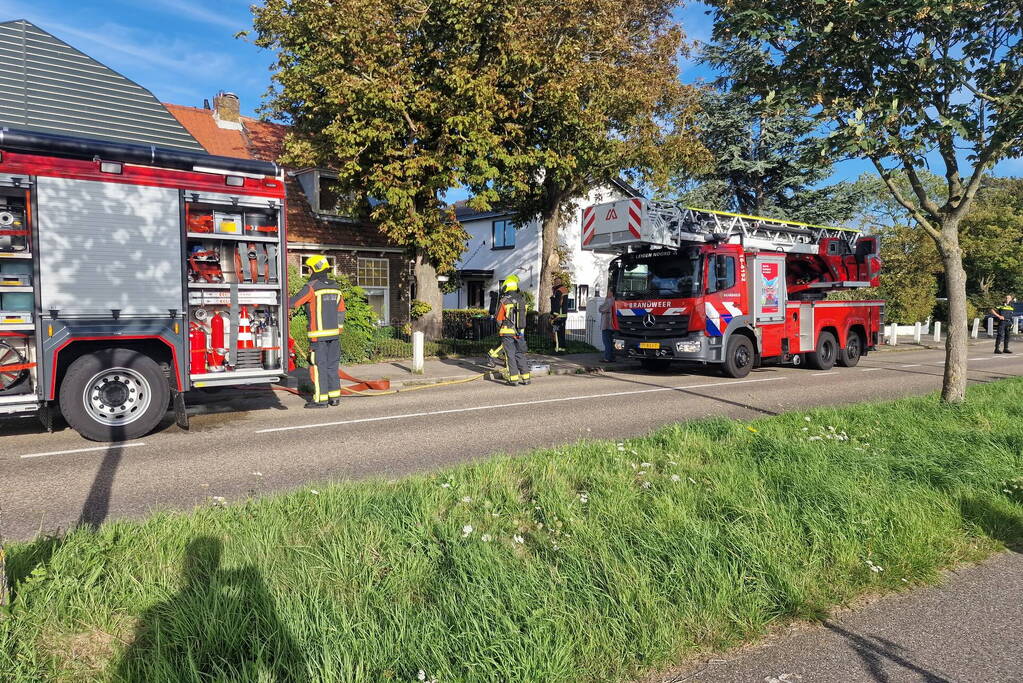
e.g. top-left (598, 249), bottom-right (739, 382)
top-left (937, 225), bottom-right (969, 404)
top-left (412, 248), bottom-right (443, 340)
top-left (537, 196), bottom-right (565, 315)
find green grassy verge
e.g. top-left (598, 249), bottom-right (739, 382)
top-left (3, 380), bottom-right (1022, 682)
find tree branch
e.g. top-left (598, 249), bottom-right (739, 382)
top-left (869, 156), bottom-right (942, 241)
top-left (899, 156), bottom-right (943, 220)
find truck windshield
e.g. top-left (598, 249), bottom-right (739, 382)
top-left (613, 250), bottom-right (702, 300)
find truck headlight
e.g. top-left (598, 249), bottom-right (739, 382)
top-left (614, 339), bottom-right (625, 350)
top-left (675, 340), bottom-right (701, 353)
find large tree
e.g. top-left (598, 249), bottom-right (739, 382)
top-left (252, 0), bottom-right (522, 337)
top-left (481, 0), bottom-right (708, 313)
top-left (679, 87), bottom-right (867, 224)
top-left (705, 0), bottom-right (1023, 403)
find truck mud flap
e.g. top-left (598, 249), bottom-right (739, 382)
top-left (173, 391), bottom-right (189, 431)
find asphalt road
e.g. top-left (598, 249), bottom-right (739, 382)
top-left (1, 346), bottom-right (1021, 541)
top-left (660, 550), bottom-right (1023, 683)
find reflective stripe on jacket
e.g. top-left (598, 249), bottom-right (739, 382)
top-left (290, 274), bottom-right (346, 338)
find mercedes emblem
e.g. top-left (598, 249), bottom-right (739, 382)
top-left (642, 313), bottom-right (656, 328)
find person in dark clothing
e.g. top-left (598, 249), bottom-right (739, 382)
top-left (991, 293), bottom-right (1015, 354)
top-left (496, 275), bottom-right (530, 385)
top-left (290, 255), bottom-right (346, 407)
top-left (550, 282), bottom-right (569, 353)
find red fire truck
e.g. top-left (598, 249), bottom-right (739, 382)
top-left (0, 129), bottom-right (289, 441)
top-left (582, 199), bottom-right (884, 378)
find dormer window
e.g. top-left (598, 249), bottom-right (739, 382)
top-left (294, 169), bottom-right (349, 217)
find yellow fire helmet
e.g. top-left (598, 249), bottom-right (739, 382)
top-left (502, 274), bottom-right (520, 292)
top-left (305, 254), bottom-right (331, 273)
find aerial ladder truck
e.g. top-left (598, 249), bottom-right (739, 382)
top-left (581, 199), bottom-right (884, 378)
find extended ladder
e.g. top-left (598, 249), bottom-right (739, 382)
top-left (581, 198), bottom-right (861, 255)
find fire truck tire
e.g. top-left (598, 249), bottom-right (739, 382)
top-left (722, 335), bottom-right (754, 379)
top-left (59, 349), bottom-right (170, 442)
top-left (837, 332), bottom-right (863, 368)
top-left (807, 331), bottom-right (838, 371)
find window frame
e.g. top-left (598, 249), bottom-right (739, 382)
top-left (357, 257), bottom-right (391, 324)
top-left (300, 254), bottom-right (337, 278)
top-left (491, 219), bottom-right (516, 250)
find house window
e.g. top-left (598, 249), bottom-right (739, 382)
top-left (467, 280), bottom-right (486, 309)
top-left (318, 175), bottom-right (344, 214)
top-left (492, 219), bottom-right (515, 249)
top-left (358, 257), bottom-right (390, 323)
top-left (301, 254), bottom-right (337, 277)
top-left (576, 285), bottom-right (589, 310)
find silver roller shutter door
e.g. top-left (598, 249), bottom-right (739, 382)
top-left (37, 177), bottom-right (182, 316)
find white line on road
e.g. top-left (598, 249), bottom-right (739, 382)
top-left (812, 372), bottom-right (833, 376)
top-left (901, 364), bottom-right (922, 368)
top-left (861, 368), bottom-right (881, 372)
top-left (969, 357), bottom-right (994, 361)
top-left (19, 442), bottom-right (147, 459)
top-left (255, 377), bottom-right (787, 435)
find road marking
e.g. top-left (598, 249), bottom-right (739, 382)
top-left (255, 377), bottom-right (787, 435)
top-left (969, 357), bottom-right (994, 361)
top-left (860, 368), bottom-right (881, 372)
top-left (812, 372), bottom-right (832, 376)
top-left (900, 364), bottom-right (922, 368)
top-left (19, 442), bottom-right (147, 459)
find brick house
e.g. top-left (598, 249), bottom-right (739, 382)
top-left (166, 94), bottom-right (412, 325)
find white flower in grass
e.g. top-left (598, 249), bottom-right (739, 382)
top-left (513, 534), bottom-right (525, 544)
top-left (461, 496), bottom-right (472, 503)
top-left (668, 460), bottom-right (678, 466)
top-left (804, 416), bottom-right (812, 422)
top-left (808, 436), bottom-right (823, 442)
top-left (252, 471), bottom-right (263, 477)
top-left (671, 474), bottom-right (681, 482)
top-left (579, 494), bottom-right (589, 503)
top-left (481, 534), bottom-right (492, 542)
top-left (418, 671), bottom-right (427, 682)
top-left (641, 481), bottom-right (652, 489)
top-left (210, 496), bottom-right (227, 507)
top-left (309, 489), bottom-right (319, 495)
top-left (865, 559), bottom-right (884, 573)
top-left (617, 445), bottom-right (626, 452)
top-left (462, 525), bottom-right (473, 537)
top-left (641, 462), bottom-right (653, 467)
top-left (638, 471), bottom-right (646, 476)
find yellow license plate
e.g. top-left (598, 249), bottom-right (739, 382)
top-left (639, 342), bottom-right (660, 350)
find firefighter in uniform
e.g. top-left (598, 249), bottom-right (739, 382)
top-left (991, 293), bottom-right (1015, 354)
top-left (496, 275), bottom-right (530, 385)
top-left (290, 255), bottom-right (346, 408)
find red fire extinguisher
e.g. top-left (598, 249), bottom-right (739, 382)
top-left (209, 311), bottom-right (227, 371)
top-left (189, 322), bottom-right (208, 374)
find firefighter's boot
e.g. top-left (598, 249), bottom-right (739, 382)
top-left (329, 397), bottom-right (342, 407)
top-left (305, 401), bottom-right (328, 409)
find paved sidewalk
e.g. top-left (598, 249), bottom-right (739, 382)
top-left (654, 550), bottom-right (1023, 682)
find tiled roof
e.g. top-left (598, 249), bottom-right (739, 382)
top-left (165, 102), bottom-right (397, 249)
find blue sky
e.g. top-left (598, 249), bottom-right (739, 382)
top-left (7, 0), bottom-right (1020, 183)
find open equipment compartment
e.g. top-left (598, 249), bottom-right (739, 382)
top-left (184, 189), bottom-right (286, 386)
top-left (0, 175), bottom-right (37, 402)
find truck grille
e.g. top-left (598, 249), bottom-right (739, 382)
top-left (617, 314), bottom-right (690, 338)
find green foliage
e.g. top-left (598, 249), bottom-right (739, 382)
top-left (678, 88), bottom-right (867, 224)
top-left (3, 380), bottom-right (1022, 680)
top-left (442, 308), bottom-right (489, 329)
top-left (409, 300), bottom-right (432, 322)
top-left (960, 177), bottom-right (1023, 299)
top-left (287, 265), bottom-right (378, 364)
top-left (521, 289), bottom-right (536, 313)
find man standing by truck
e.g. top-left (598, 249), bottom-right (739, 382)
top-left (291, 255), bottom-right (346, 407)
top-left (991, 293), bottom-right (1015, 354)
top-left (496, 275), bottom-right (530, 385)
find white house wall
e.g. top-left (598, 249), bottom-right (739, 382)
top-left (444, 183), bottom-right (630, 311)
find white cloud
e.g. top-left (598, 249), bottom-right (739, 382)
top-left (131, 0), bottom-right (251, 32)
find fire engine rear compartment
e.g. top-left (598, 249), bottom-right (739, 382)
top-left (0, 132), bottom-right (287, 441)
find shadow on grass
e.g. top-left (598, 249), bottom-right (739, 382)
top-left (959, 495), bottom-right (1023, 553)
top-left (116, 536), bottom-right (304, 682)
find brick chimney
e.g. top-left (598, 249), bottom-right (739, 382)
top-left (213, 91), bottom-right (242, 130)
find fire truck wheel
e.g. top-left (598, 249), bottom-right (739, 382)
top-left (722, 335), bottom-right (754, 379)
top-left (59, 349), bottom-right (170, 442)
top-left (837, 332), bottom-right (862, 367)
top-left (807, 331), bottom-right (838, 371)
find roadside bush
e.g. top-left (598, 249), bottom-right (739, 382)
top-left (287, 265), bottom-right (377, 364)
